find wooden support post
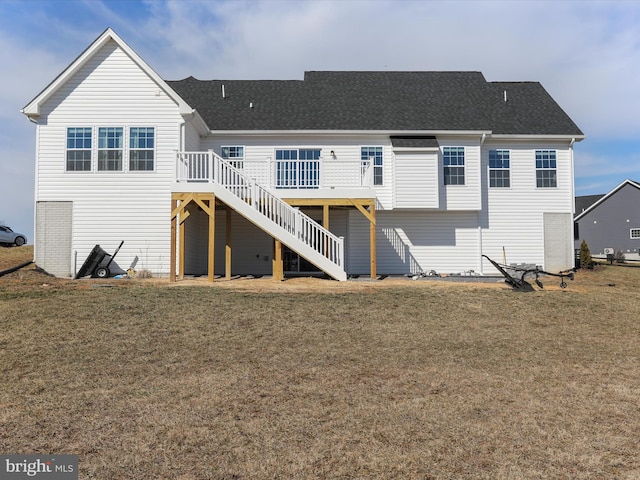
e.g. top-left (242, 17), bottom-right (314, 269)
top-left (323, 204), bottom-right (330, 230)
top-left (369, 202), bottom-right (376, 279)
top-left (179, 200), bottom-right (185, 281)
top-left (170, 197), bottom-right (177, 282)
top-left (273, 239), bottom-right (284, 281)
top-left (323, 204), bottom-right (330, 257)
top-left (225, 206), bottom-right (232, 280)
top-left (208, 195), bottom-right (215, 282)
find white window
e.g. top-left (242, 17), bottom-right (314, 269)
top-left (489, 149), bottom-right (510, 188)
top-left (98, 127), bottom-right (123, 171)
top-left (444, 147), bottom-right (465, 185)
top-left (66, 127), bottom-right (92, 171)
top-left (536, 150), bottom-right (557, 188)
top-left (221, 146), bottom-right (244, 169)
top-left (631, 228), bottom-right (640, 239)
top-left (275, 148), bottom-right (320, 189)
top-left (361, 146), bottom-right (383, 186)
top-left (129, 127), bottom-right (155, 171)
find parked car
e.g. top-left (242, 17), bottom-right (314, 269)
top-left (0, 225), bottom-right (27, 246)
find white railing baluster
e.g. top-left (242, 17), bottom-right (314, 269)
top-left (208, 150), bottom-right (214, 183)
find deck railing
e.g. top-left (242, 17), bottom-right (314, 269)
top-left (176, 152), bottom-right (372, 189)
top-left (176, 151), bottom-right (344, 269)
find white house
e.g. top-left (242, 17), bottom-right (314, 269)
top-left (22, 28), bottom-right (584, 281)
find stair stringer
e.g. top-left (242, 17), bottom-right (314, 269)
top-left (210, 183), bottom-right (347, 281)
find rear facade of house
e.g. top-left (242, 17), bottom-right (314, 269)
top-left (23, 29), bottom-right (584, 280)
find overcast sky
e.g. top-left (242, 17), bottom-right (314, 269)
top-left (1, 0), bottom-right (639, 241)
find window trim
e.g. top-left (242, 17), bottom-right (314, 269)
top-left (443, 146), bottom-right (465, 186)
top-left (274, 147), bottom-right (321, 189)
top-left (535, 149), bottom-right (557, 188)
top-left (65, 127), bottom-right (93, 172)
top-left (65, 126), bottom-right (157, 173)
top-left (488, 149), bottom-right (510, 188)
top-left (97, 126), bottom-right (124, 172)
top-left (361, 146), bottom-right (384, 186)
top-left (221, 145), bottom-right (245, 169)
top-left (129, 127), bottom-right (156, 172)
top-left (631, 228), bottom-right (640, 239)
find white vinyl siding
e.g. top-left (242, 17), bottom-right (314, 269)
top-left (348, 210), bottom-right (480, 275)
top-left (394, 151), bottom-right (439, 208)
top-left (184, 122), bottom-right (201, 151)
top-left (480, 142), bottom-right (574, 273)
top-left (439, 139), bottom-right (481, 210)
top-left (35, 39), bottom-right (183, 276)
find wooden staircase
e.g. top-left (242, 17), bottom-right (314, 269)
top-left (177, 151), bottom-right (346, 281)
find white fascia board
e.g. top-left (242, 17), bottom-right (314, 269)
top-left (22, 28), bottom-right (193, 118)
top-left (574, 179), bottom-right (639, 221)
top-left (207, 129), bottom-right (493, 137)
top-left (488, 134), bottom-right (586, 142)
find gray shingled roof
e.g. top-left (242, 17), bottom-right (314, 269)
top-left (575, 194), bottom-right (605, 215)
top-left (166, 71), bottom-right (583, 134)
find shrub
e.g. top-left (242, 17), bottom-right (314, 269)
top-left (579, 240), bottom-right (593, 269)
top-left (614, 249), bottom-right (626, 263)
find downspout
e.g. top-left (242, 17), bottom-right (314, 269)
top-left (569, 138), bottom-right (576, 261)
top-left (29, 115), bottom-right (40, 266)
top-left (569, 137), bottom-right (576, 215)
top-left (479, 132), bottom-right (488, 273)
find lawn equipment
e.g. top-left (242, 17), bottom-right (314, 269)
top-left (482, 255), bottom-right (574, 291)
top-left (75, 241), bottom-right (124, 279)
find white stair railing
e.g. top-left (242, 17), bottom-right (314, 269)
top-left (176, 151), bottom-right (344, 273)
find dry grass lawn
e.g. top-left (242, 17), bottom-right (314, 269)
top-left (1, 246), bottom-right (640, 479)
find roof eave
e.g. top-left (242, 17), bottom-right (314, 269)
top-left (207, 129), bottom-right (493, 136)
top-left (489, 134), bottom-right (586, 141)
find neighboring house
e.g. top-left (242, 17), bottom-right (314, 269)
top-left (574, 179), bottom-right (640, 257)
top-left (22, 28), bottom-right (584, 281)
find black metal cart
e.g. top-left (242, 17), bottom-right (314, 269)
top-left (75, 241), bottom-right (124, 279)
